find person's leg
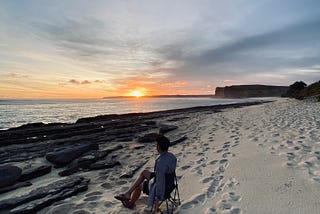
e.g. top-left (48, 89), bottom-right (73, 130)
top-left (125, 184), bottom-right (142, 208)
top-left (123, 169), bottom-right (152, 199)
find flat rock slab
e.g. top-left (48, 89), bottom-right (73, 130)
top-left (19, 165), bottom-right (52, 182)
top-left (46, 143), bottom-right (99, 167)
top-left (0, 176), bottom-right (90, 214)
top-left (0, 165), bottom-right (22, 188)
top-left (137, 133), bottom-right (161, 143)
top-left (159, 125), bottom-right (178, 134)
top-left (0, 181), bottom-right (32, 194)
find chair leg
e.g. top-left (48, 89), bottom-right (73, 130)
top-left (175, 186), bottom-right (181, 205)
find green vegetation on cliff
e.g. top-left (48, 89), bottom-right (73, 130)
top-left (282, 80), bottom-right (320, 101)
top-left (300, 81), bottom-right (320, 97)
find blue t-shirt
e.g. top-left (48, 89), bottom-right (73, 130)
top-left (147, 151), bottom-right (177, 207)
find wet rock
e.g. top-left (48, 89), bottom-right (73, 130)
top-left (46, 143), bottom-right (99, 167)
top-left (171, 136), bottom-right (188, 146)
top-left (159, 125), bottom-right (178, 134)
top-left (89, 161), bottom-right (121, 170)
top-left (58, 167), bottom-right (79, 177)
top-left (19, 165), bottom-right (52, 182)
top-left (58, 146), bottom-right (123, 176)
top-left (0, 165), bottom-right (22, 188)
top-left (0, 176), bottom-right (90, 214)
top-left (137, 133), bottom-right (161, 143)
top-left (98, 145), bottom-right (123, 159)
top-left (0, 181), bottom-right (32, 194)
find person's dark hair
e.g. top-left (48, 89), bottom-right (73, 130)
top-left (156, 135), bottom-right (170, 151)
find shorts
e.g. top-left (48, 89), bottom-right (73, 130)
top-left (142, 172), bottom-right (155, 195)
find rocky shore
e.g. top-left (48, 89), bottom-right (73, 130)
top-left (0, 101), bottom-right (268, 213)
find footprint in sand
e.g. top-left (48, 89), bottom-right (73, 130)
top-left (222, 152), bottom-right (231, 158)
top-left (219, 159), bottom-right (228, 164)
top-left (196, 157), bottom-right (205, 164)
top-left (180, 194), bottom-right (206, 209)
top-left (209, 160), bottom-right (218, 165)
top-left (202, 177), bottom-right (213, 184)
top-left (84, 196), bottom-right (102, 202)
top-left (230, 208), bottom-right (242, 214)
top-left (207, 175), bottom-right (224, 197)
top-left (217, 199), bottom-right (232, 210)
top-left (85, 191), bottom-right (103, 197)
top-left (217, 149), bottom-right (224, 153)
top-left (225, 177), bottom-right (239, 188)
top-left (181, 165), bottom-right (191, 170)
top-left (228, 192), bottom-right (241, 202)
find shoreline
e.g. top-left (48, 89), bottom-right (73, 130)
top-left (1, 99), bottom-right (270, 134)
top-left (0, 97), bottom-right (273, 131)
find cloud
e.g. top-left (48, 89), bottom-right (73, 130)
top-left (153, 18), bottom-right (320, 85)
top-left (1, 72), bottom-right (29, 78)
top-left (34, 18), bottom-right (115, 59)
top-left (67, 79), bottom-right (105, 85)
top-left (81, 80), bottom-right (91, 84)
top-left (68, 79), bottom-right (80, 84)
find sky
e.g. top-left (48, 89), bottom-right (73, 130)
top-left (0, 0), bottom-right (320, 98)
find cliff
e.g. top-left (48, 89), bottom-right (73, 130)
top-left (215, 85), bottom-right (289, 98)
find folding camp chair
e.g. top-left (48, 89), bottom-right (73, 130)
top-left (151, 171), bottom-right (181, 214)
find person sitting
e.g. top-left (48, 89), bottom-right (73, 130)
top-left (114, 135), bottom-right (177, 212)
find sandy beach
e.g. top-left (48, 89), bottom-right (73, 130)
top-left (1, 98), bottom-right (320, 214)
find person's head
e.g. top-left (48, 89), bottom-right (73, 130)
top-left (156, 135), bottom-right (170, 153)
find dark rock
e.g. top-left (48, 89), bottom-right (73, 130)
top-left (98, 145), bottom-right (123, 159)
top-left (129, 144), bottom-right (145, 150)
top-left (89, 161), bottom-right (121, 170)
top-left (0, 176), bottom-right (90, 214)
top-left (58, 146), bottom-right (123, 176)
top-left (58, 167), bottom-right (79, 177)
top-left (159, 125), bottom-right (178, 134)
top-left (77, 151), bottom-right (101, 169)
top-left (167, 116), bottom-right (189, 122)
top-left (143, 121), bottom-right (157, 125)
top-left (46, 143), bottom-right (99, 167)
top-left (19, 165), bottom-right (52, 182)
top-left (171, 136), bottom-right (188, 146)
top-left (0, 165), bottom-right (22, 188)
top-left (137, 133), bottom-right (161, 143)
top-left (0, 181), bottom-right (32, 194)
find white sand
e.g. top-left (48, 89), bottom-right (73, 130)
top-left (23, 98), bottom-right (320, 213)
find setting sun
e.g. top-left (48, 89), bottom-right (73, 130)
top-left (130, 90), bottom-right (144, 97)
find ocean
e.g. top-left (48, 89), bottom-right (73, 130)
top-left (0, 97), bottom-right (270, 130)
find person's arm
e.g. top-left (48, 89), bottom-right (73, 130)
top-left (154, 161), bottom-right (166, 202)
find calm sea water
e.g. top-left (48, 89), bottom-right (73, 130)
top-left (0, 97), bottom-right (270, 130)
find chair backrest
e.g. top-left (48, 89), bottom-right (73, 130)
top-left (151, 171), bottom-right (180, 214)
top-left (164, 172), bottom-right (176, 198)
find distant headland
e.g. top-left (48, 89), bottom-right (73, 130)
top-left (215, 85), bottom-right (289, 98)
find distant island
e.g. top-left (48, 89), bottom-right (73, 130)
top-left (103, 94), bottom-right (215, 99)
top-left (215, 85), bottom-right (289, 98)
